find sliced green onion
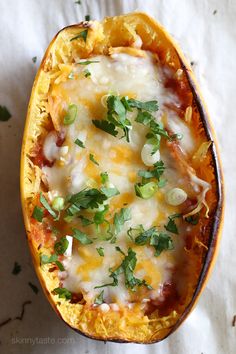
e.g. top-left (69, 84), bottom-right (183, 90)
top-left (135, 182), bottom-right (158, 199)
top-left (52, 197), bottom-right (65, 211)
top-left (63, 104), bottom-right (78, 125)
top-left (165, 188), bottom-right (187, 206)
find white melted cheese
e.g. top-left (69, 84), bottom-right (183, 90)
top-left (42, 52), bottom-right (203, 305)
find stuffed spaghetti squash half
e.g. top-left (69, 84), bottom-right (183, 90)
top-left (21, 13), bottom-right (223, 343)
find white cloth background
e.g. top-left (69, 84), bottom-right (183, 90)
top-left (0, 0), bottom-right (235, 353)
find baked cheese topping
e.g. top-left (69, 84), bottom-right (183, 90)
top-left (34, 50), bottom-right (210, 309)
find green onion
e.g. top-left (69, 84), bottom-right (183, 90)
top-left (63, 104), bottom-right (78, 125)
top-left (135, 182), bottom-right (158, 199)
top-left (52, 197), bottom-right (65, 211)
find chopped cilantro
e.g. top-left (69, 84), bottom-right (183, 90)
top-left (185, 213), bottom-right (200, 225)
top-left (164, 214), bottom-right (181, 234)
top-left (89, 153), bottom-right (99, 165)
top-left (100, 187), bottom-right (120, 198)
top-left (92, 119), bottom-right (118, 137)
top-left (53, 287), bottom-right (72, 300)
top-left (96, 247), bottom-right (104, 257)
top-left (84, 69), bottom-right (91, 78)
top-left (94, 205), bottom-right (109, 225)
top-left (78, 215), bottom-right (93, 226)
top-left (40, 254), bottom-right (58, 265)
top-left (94, 290), bottom-right (104, 304)
top-left (72, 228), bottom-right (93, 244)
top-left (74, 138), bottom-right (85, 148)
top-left (114, 208), bottom-right (131, 236)
top-left (54, 237), bottom-right (69, 255)
top-left (32, 206), bottom-right (44, 222)
top-left (130, 225), bottom-right (174, 256)
top-left (100, 172), bottom-right (109, 184)
top-left (66, 188), bottom-right (107, 216)
top-left (77, 60), bottom-right (99, 65)
top-left (70, 29), bottom-right (88, 42)
top-left (95, 248), bottom-right (152, 291)
top-left (127, 99), bottom-right (159, 112)
top-left (39, 193), bottom-right (58, 219)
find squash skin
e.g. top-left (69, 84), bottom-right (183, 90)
top-left (20, 12), bottom-right (224, 343)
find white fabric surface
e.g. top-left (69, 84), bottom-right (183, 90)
top-left (0, 0), bottom-right (235, 353)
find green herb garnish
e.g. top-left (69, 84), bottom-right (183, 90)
top-left (53, 287), bottom-right (72, 300)
top-left (63, 104), bottom-right (78, 125)
top-left (84, 69), bottom-right (91, 78)
top-left (114, 208), bottom-right (131, 236)
top-left (92, 119), bottom-right (118, 137)
top-left (66, 188), bottom-right (107, 216)
top-left (95, 248), bottom-right (152, 291)
top-left (96, 247), bottom-right (104, 257)
top-left (100, 187), bottom-right (120, 198)
top-left (134, 181), bottom-right (158, 199)
top-left (72, 228), bottom-right (93, 244)
top-left (185, 213), bottom-right (200, 225)
top-left (78, 215), bottom-right (93, 226)
top-left (54, 237), bottom-right (69, 255)
top-left (40, 254), bottom-right (58, 265)
top-left (74, 138), bottom-right (85, 148)
top-left (77, 60), bottom-right (99, 65)
top-left (39, 193), bottom-right (58, 219)
top-left (32, 206), bottom-right (44, 222)
top-left (89, 153), bottom-right (99, 165)
top-left (100, 172), bottom-right (109, 184)
top-left (164, 214), bottom-right (181, 234)
top-left (70, 29), bottom-right (88, 42)
top-left (94, 290), bottom-right (104, 304)
top-left (94, 205), bottom-right (109, 225)
top-left (129, 225), bottom-right (174, 256)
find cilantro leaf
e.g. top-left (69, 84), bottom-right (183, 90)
top-left (77, 60), bottom-right (100, 65)
top-left (89, 153), bottom-right (99, 165)
top-left (74, 138), bottom-right (85, 148)
top-left (114, 208), bottom-right (131, 235)
top-left (0, 105), bottom-right (11, 121)
top-left (70, 29), bottom-right (88, 42)
top-left (164, 214), bottom-right (181, 234)
top-left (185, 213), bottom-right (200, 225)
top-left (138, 160), bottom-right (165, 182)
top-left (66, 188), bottom-right (107, 216)
top-left (131, 225), bottom-right (174, 256)
top-left (72, 228), bottom-right (93, 244)
top-left (54, 237), bottom-right (69, 255)
top-left (94, 205), bottom-right (109, 225)
top-left (100, 187), bottom-right (120, 198)
top-left (78, 215), bottom-right (93, 226)
top-left (95, 248), bottom-right (152, 291)
top-left (32, 206), bottom-right (44, 222)
top-left (40, 193), bottom-right (58, 219)
top-left (127, 99), bottom-right (159, 112)
top-left (53, 287), bottom-right (72, 300)
top-left (100, 172), bottom-right (109, 184)
top-left (92, 119), bottom-right (118, 137)
top-left (40, 254), bottom-right (58, 265)
top-left (96, 247), bottom-right (104, 257)
top-left (94, 290), bottom-right (104, 304)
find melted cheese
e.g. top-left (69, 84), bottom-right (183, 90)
top-left (42, 51), bottom-right (208, 306)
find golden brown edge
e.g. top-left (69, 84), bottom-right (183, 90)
top-left (20, 12), bottom-right (224, 344)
